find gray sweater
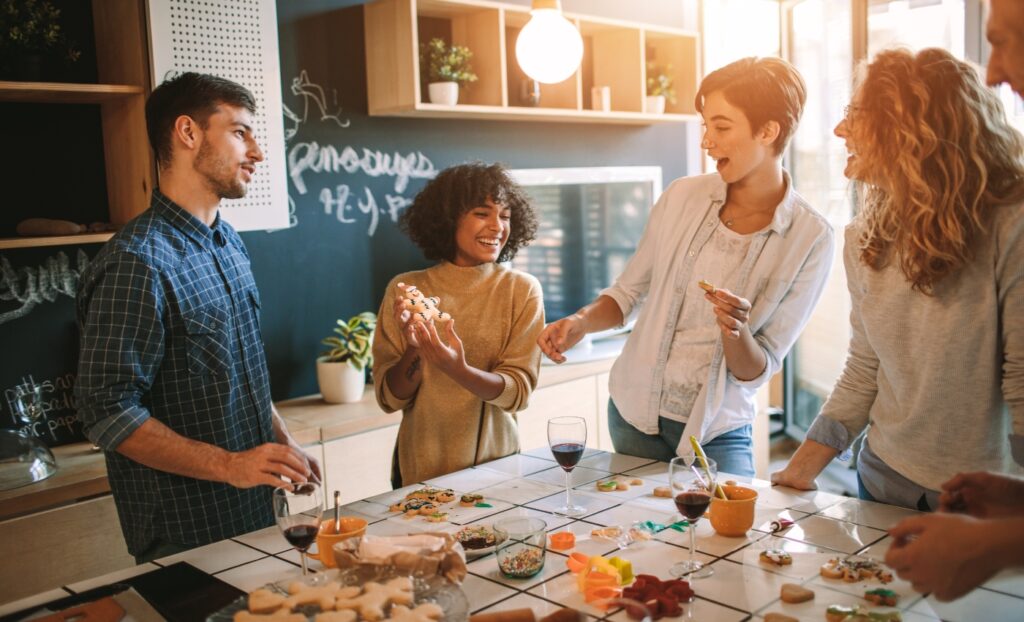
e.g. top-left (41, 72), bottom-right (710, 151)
top-left (808, 202), bottom-right (1024, 493)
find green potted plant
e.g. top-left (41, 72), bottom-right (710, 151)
top-left (645, 62), bottom-right (677, 114)
top-left (420, 37), bottom-right (478, 106)
top-left (0, 0), bottom-right (80, 81)
top-left (317, 311), bottom-right (377, 404)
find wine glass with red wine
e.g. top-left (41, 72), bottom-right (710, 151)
top-left (272, 481), bottom-right (324, 576)
top-left (668, 455), bottom-right (717, 579)
top-left (548, 416), bottom-right (587, 517)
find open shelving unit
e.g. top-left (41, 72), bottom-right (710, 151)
top-left (364, 0), bottom-right (700, 125)
top-left (0, 0), bottom-right (152, 250)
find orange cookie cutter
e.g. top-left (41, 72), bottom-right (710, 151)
top-left (549, 531), bottom-right (576, 550)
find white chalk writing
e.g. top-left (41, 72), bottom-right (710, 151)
top-left (4, 374), bottom-right (78, 440)
top-left (289, 142), bottom-right (437, 195)
top-left (0, 250), bottom-right (89, 325)
top-left (320, 185), bottom-right (414, 237)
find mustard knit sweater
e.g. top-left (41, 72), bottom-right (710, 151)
top-left (373, 261), bottom-right (544, 485)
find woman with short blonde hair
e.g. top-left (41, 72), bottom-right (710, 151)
top-left (773, 47), bottom-right (1024, 509)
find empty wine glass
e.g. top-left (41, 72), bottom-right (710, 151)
top-left (12, 383), bottom-right (44, 426)
top-left (273, 481), bottom-right (324, 576)
top-left (548, 416), bottom-right (587, 517)
top-left (669, 455), bottom-right (717, 579)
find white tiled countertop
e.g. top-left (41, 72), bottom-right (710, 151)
top-left (4, 449), bottom-right (1022, 622)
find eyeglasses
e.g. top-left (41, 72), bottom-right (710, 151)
top-left (842, 104), bottom-right (863, 123)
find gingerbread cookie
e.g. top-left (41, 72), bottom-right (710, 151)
top-left (247, 588), bottom-right (287, 614)
top-left (315, 612), bottom-right (358, 622)
top-left (779, 583), bottom-right (814, 604)
top-left (864, 587), bottom-right (898, 606)
top-left (653, 486), bottom-right (672, 498)
top-left (760, 549), bottom-right (793, 566)
top-left (596, 480), bottom-right (618, 492)
top-left (385, 603), bottom-right (444, 622)
top-left (335, 577), bottom-right (414, 621)
top-left (425, 511), bottom-right (448, 523)
top-left (282, 580), bottom-right (343, 611)
top-left (820, 557), bottom-right (893, 583)
top-left (763, 614), bottom-right (799, 622)
top-left (460, 493), bottom-right (483, 506)
top-left (405, 487), bottom-right (455, 503)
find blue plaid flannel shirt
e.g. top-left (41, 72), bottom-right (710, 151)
top-left (76, 190), bottom-right (275, 556)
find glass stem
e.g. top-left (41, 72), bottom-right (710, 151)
top-left (689, 519), bottom-right (696, 565)
top-left (300, 549), bottom-right (309, 576)
top-left (565, 470), bottom-right (573, 508)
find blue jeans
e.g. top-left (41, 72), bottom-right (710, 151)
top-left (607, 398), bottom-right (755, 477)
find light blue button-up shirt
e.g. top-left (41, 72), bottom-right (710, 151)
top-left (601, 172), bottom-right (834, 455)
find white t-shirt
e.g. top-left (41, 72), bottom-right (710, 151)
top-left (660, 222), bottom-right (752, 422)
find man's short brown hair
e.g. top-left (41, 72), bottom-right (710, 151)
top-left (695, 57), bottom-right (807, 155)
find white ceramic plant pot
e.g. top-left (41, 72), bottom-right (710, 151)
top-left (316, 357), bottom-right (366, 404)
top-left (428, 81), bottom-right (459, 105)
top-left (645, 95), bottom-right (666, 114)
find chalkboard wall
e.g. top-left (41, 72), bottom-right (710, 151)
top-left (0, 0), bottom-right (695, 445)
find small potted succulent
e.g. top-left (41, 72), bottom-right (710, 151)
top-left (420, 37), bottom-right (478, 106)
top-left (645, 62), bottom-right (677, 115)
top-left (317, 312), bottom-right (377, 404)
top-left (0, 0), bottom-right (80, 81)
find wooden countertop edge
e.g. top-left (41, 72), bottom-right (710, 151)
top-left (0, 357), bottom-right (615, 520)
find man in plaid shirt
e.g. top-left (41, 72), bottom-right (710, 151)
top-left (76, 73), bottom-right (320, 563)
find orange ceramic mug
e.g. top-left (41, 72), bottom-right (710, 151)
top-left (705, 484), bottom-right (758, 537)
top-left (306, 517), bottom-right (367, 568)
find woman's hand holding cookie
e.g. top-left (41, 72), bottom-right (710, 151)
top-left (393, 294), bottom-right (421, 350)
top-left (704, 287), bottom-right (752, 340)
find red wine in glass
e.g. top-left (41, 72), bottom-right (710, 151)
top-left (283, 524), bottom-right (319, 551)
top-left (551, 442), bottom-right (585, 471)
top-left (548, 416), bottom-right (587, 517)
top-left (674, 491), bottom-right (712, 520)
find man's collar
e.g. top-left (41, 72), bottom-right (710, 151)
top-left (152, 189), bottom-right (226, 249)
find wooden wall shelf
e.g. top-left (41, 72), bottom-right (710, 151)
top-left (365, 0), bottom-right (700, 124)
top-left (0, 82), bottom-right (145, 104)
top-left (0, 233), bottom-right (115, 251)
top-left (0, 0), bottom-right (152, 251)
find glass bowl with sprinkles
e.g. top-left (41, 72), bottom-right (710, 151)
top-left (493, 516), bottom-right (547, 578)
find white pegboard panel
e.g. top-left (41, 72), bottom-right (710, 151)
top-left (146, 0), bottom-right (289, 231)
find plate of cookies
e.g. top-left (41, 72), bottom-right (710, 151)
top-left (207, 565), bottom-right (469, 622)
top-left (453, 524), bottom-right (502, 559)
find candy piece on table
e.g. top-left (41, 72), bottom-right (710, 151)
top-left (770, 518), bottom-right (795, 533)
top-left (549, 531), bottom-right (576, 550)
top-left (608, 557), bottom-right (634, 584)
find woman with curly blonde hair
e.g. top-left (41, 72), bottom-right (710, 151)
top-left (773, 47), bottom-right (1024, 510)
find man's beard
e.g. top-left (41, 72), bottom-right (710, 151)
top-left (194, 140), bottom-right (247, 199)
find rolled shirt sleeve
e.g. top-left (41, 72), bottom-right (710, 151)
top-left (730, 229), bottom-right (836, 389)
top-left (76, 252), bottom-right (163, 449)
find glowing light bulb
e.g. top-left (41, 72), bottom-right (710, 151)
top-left (515, 5), bottom-right (583, 84)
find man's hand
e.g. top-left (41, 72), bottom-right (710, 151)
top-left (537, 315), bottom-right (587, 363)
top-left (939, 471), bottom-right (1024, 518)
top-left (224, 442), bottom-right (314, 489)
top-left (770, 468), bottom-right (818, 491)
top-left (885, 513), bottom-right (999, 601)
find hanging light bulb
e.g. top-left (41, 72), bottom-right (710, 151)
top-left (515, 0), bottom-right (583, 84)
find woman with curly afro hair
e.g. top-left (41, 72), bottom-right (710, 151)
top-left (372, 162), bottom-right (544, 486)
